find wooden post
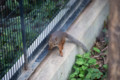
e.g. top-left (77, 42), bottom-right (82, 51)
top-left (108, 0), bottom-right (120, 79)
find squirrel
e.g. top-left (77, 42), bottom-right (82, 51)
top-left (48, 31), bottom-right (88, 57)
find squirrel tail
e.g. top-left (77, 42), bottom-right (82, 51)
top-left (64, 32), bottom-right (89, 52)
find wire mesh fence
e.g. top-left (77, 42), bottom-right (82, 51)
top-left (0, 0), bottom-right (69, 79)
top-left (0, 0), bottom-right (23, 79)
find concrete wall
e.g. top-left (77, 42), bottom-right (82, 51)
top-left (28, 0), bottom-right (109, 80)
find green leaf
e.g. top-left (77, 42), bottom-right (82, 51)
top-left (87, 68), bottom-right (94, 73)
top-left (71, 78), bottom-right (76, 80)
top-left (93, 68), bottom-right (99, 72)
top-left (74, 71), bottom-right (79, 75)
top-left (93, 47), bottom-right (101, 53)
top-left (76, 58), bottom-right (85, 65)
top-left (88, 68), bottom-right (103, 79)
top-left (103, 64), bottom-right (108, 69)
top-left (79, 73), bottom-right (84, 78)
top-left (74, 68), bottom-right (79, 75)
top-left (82, 66), bottom-right (88, 70)
top-left (84, 78), bottom-right (90, 80)
top-left (95, 64), bottom-right (99, 68)
top-left (76, 54), bottom-right (82, 58)
top-left (96, 72), bottom-right (102, 79)
top-left (73, 65), bottom-right (78, 70)
top-left (73, 72), bottom-right (78, 77)
top-left (76, 78), bottom-right (82, 80)
top-left (83, 53), bottom-right (90, 58)
top-left (88, 58), bottom-right (96, 65)
top-left (69, 73), bottom-right (76, 78)
top-left (79, 68), bottom-right (83, 72)
top-left (91, 73), bottom-right (97, 79)
top-left (86, 73), bottom-right (91, 79)
top-left (75, 67), bottom-right (79, 71)
top-left (84, 63), bottom-right (89, 67)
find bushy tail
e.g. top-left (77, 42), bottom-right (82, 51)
top-left (64, 32), bottom-right (88, 52)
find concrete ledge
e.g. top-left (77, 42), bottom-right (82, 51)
top-left (28, 0), bottom-right (109, 80)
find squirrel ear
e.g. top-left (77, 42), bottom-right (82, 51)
top-left (55, 37), bottom-right (57, 41)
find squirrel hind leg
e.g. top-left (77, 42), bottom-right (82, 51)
top-left (58, 44), bottom-right (64, 57)
top-left (61, 38), bottom-right (65, 49)
top-left (59, 38), bottom-right (65, 57)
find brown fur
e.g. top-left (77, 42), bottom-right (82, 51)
top-left (48, 31), bottom-right (88, 57)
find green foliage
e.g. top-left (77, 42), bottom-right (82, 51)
top-left (6, 0), bottom-right (19, 11)
top-left (68, 52), bottom-right (106, 80)
top-left (103, 64), bottom-right (108, 69)
top-left (5, 0), bottom-right (32, 9)
top-left (68, 20), bottom-right (108, 80)
top-left (40, 0), bottom-right (56, 19)
top-left (93, 47), bottom-right (101, 53)
top-left (88, 58), bottom-right (96, 65)
top-left (0, 24), bottom-right (23, 78)
top-left (71, 78), bottom-right (76, 80)
top-left (86, 68), bottom-right (103, 79)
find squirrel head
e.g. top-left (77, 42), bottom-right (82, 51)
top-left (49, 35), bottom-right (59, 49)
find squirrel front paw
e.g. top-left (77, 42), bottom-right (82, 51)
top-left (60, 52), bottom-right (63, 57)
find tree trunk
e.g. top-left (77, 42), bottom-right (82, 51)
top-left (108, 0), bottom-right (120, 80)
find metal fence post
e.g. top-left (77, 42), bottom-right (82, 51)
top-left (19, 0), bottom-right (28, 70)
